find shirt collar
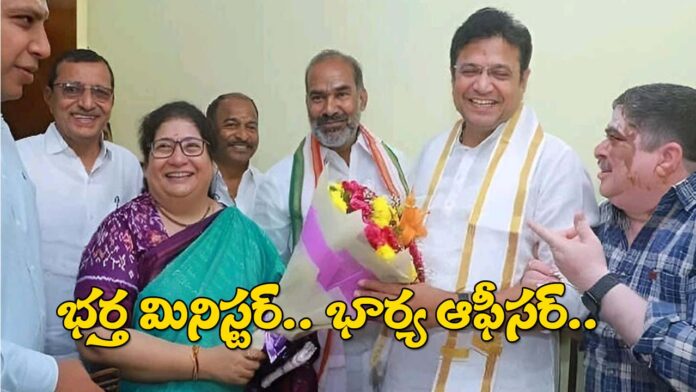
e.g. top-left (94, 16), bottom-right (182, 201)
top-left (455, 120), bottom-right (506, 151)
top-left (603, 171), bottom-right (696, 227)
top-left (673, 171), bottom-right (696, 212)
top-left (44, 122), bottom-right (70, 154)
top-left (214, 164), bottom-right (259, 188)
top-left (44, 122), bottom-right (111, 160)
top-left (318, 125), bottom-right (372, 158)
top-left (246, 165), bottom-right (261, 180)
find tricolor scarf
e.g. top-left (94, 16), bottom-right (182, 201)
top-left (288, 125), bottom-right (408, 383)
top-left (289, 125), bottom-right (408, 247)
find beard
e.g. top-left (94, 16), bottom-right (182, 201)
top-left (310, 112), bottom-right (360, 148)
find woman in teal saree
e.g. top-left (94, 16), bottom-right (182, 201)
top-left (75, 101), bottom-right (284, 391)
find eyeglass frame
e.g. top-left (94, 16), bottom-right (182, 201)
top-left (149, 137), bottom-right (210, 159)
top-left (451, 63), bottom-right (517, 81)
top-left (51, 81), bottom-right (114, 103)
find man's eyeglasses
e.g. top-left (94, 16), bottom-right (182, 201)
top-left (150, 137), bottom-right (209, 159)
top-left (452, 63), bottom-right (514, 81)
top-left (52, 82), bottom-right (114, 102)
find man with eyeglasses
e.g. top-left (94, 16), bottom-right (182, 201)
top-left (356, 8), bottom-right (597, 391)
top-left (16, 48), bottom-right (142, 360)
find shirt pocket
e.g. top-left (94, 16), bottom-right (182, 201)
top-left (655, 254), bottom-right (691, 304)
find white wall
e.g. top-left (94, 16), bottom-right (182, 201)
top-left (83, 0), bottom-right (696, 186)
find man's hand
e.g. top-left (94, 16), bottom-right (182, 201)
top-left (528, 213), bottom-right (609, 292)
top-left (356, 280), bottom-right (456, 328)
top-left (55, 359), bottom-right (102, 392)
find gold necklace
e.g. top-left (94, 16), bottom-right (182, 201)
top-left (157, 203), bottom-right (212, 228)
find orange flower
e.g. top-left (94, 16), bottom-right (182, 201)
top-left (396, 192), bottom-right (427, 246)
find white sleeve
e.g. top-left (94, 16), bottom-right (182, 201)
top-left (1, 340), bottom-right (59, 392)
top-left (533, 139), bottom-right (599, 319)
top-left (130, 158), bottom-right (144, 199)
top-left (253, 170), bottom-right (293, 262)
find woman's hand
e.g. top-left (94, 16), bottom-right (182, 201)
top-left (520, 259), bottom-right (560, 290)
top-left (198, 345), bottom-right (266, 385)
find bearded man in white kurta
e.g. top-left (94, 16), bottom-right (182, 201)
top-left (358, 8), bottom-right (598, 392)
top-left (254, 50), bottom-right (408, 392)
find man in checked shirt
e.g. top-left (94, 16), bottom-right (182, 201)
top-left (531, 83), bottom-right (696, 391)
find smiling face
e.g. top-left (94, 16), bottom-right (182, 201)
top-left (145, 118), bottom-right (214, 204)
top-left (594, 106), bottom-right (665, 213)
top-left (213, 96), bottom-right (259, 167)
top-left (306, 57), bottom-right (367, 149)
top-left (1, 0), bottom-right (50, 101)
top-left (452, 36), bottom-right (529, 137)
top-left (44, 61), bottom-right (113, 147)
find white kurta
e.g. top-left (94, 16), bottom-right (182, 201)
top-left (1, 117), bottom-right (59, 391)
top-left (254, 131), bottom-right (407, 392)
top-left (16, 122), bottom-right (143, 359)
top-left (212, 165), bottom-right (264, 217)
top-left (381, 124), bottom-right (598, 392)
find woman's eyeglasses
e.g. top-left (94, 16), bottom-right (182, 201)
top-left (150, 137), bottom-right (209, 159)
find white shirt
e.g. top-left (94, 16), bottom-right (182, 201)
top-left (16, 122), bottom-right (143, 359)
top-left (1, 117), bottom-right (59, 391)
top-left (381, 126), bottom-right (599, 391)
top-left (212, 165), bottom-right (264, 217)
top-left (254, 132), bottom-right (407, 392)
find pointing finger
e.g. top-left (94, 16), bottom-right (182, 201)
top-left (527, 220), bottom-right (562, 249)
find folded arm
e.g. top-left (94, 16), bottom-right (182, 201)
top-left (78, 327), bottom-right (264, 385)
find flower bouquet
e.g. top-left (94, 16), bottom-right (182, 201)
top-left (327, 179), bottom-right (426, 283)
top-left (254, 174), bottom-right (427, 345)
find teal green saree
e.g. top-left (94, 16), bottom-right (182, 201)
top-left (121, 207), bottom-right (285, 391)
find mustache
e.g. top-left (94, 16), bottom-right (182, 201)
top-left (317, 113), bottom-right (349, 126)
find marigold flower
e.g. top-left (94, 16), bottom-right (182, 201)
top-left (397, 192), bottom-right (427, 246)
top-left (371, 196), bottom-right (393, 228)
top-left (329, 183), bottom-right (348, 213)
top-left (375, 244), bottom-right (396, 260)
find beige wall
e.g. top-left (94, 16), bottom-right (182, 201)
top-left (83, 0), bottom-right (696, 185)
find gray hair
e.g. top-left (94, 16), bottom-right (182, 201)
top-left (304, 49), bottom-right (365, 92)
top-left (613, 83), bottom-right (696, 162)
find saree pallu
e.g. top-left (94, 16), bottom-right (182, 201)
top-left (121, 207), bottom-right (285, 392)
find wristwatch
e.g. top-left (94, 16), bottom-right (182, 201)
top-left (457, 291), bottom-right (471, 303)
top-left (581, 273), bottom-right (621, 319)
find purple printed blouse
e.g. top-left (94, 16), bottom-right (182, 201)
top-left (74, 193), bottom-right (169, 325)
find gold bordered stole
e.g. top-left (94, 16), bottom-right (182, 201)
top-left (426, 105), bottom-right (545, 392)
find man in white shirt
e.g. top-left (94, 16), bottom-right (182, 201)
top-left (254, 49), bottom-right (409, 391)
top-left (357, 8), bottom-right (598, 392)
top-left (17, 48), bottom-right (142, 359)
top-left (206, 92), bottom-right (264, 216)
top-left (1, 1), bottom-right (100, 390)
